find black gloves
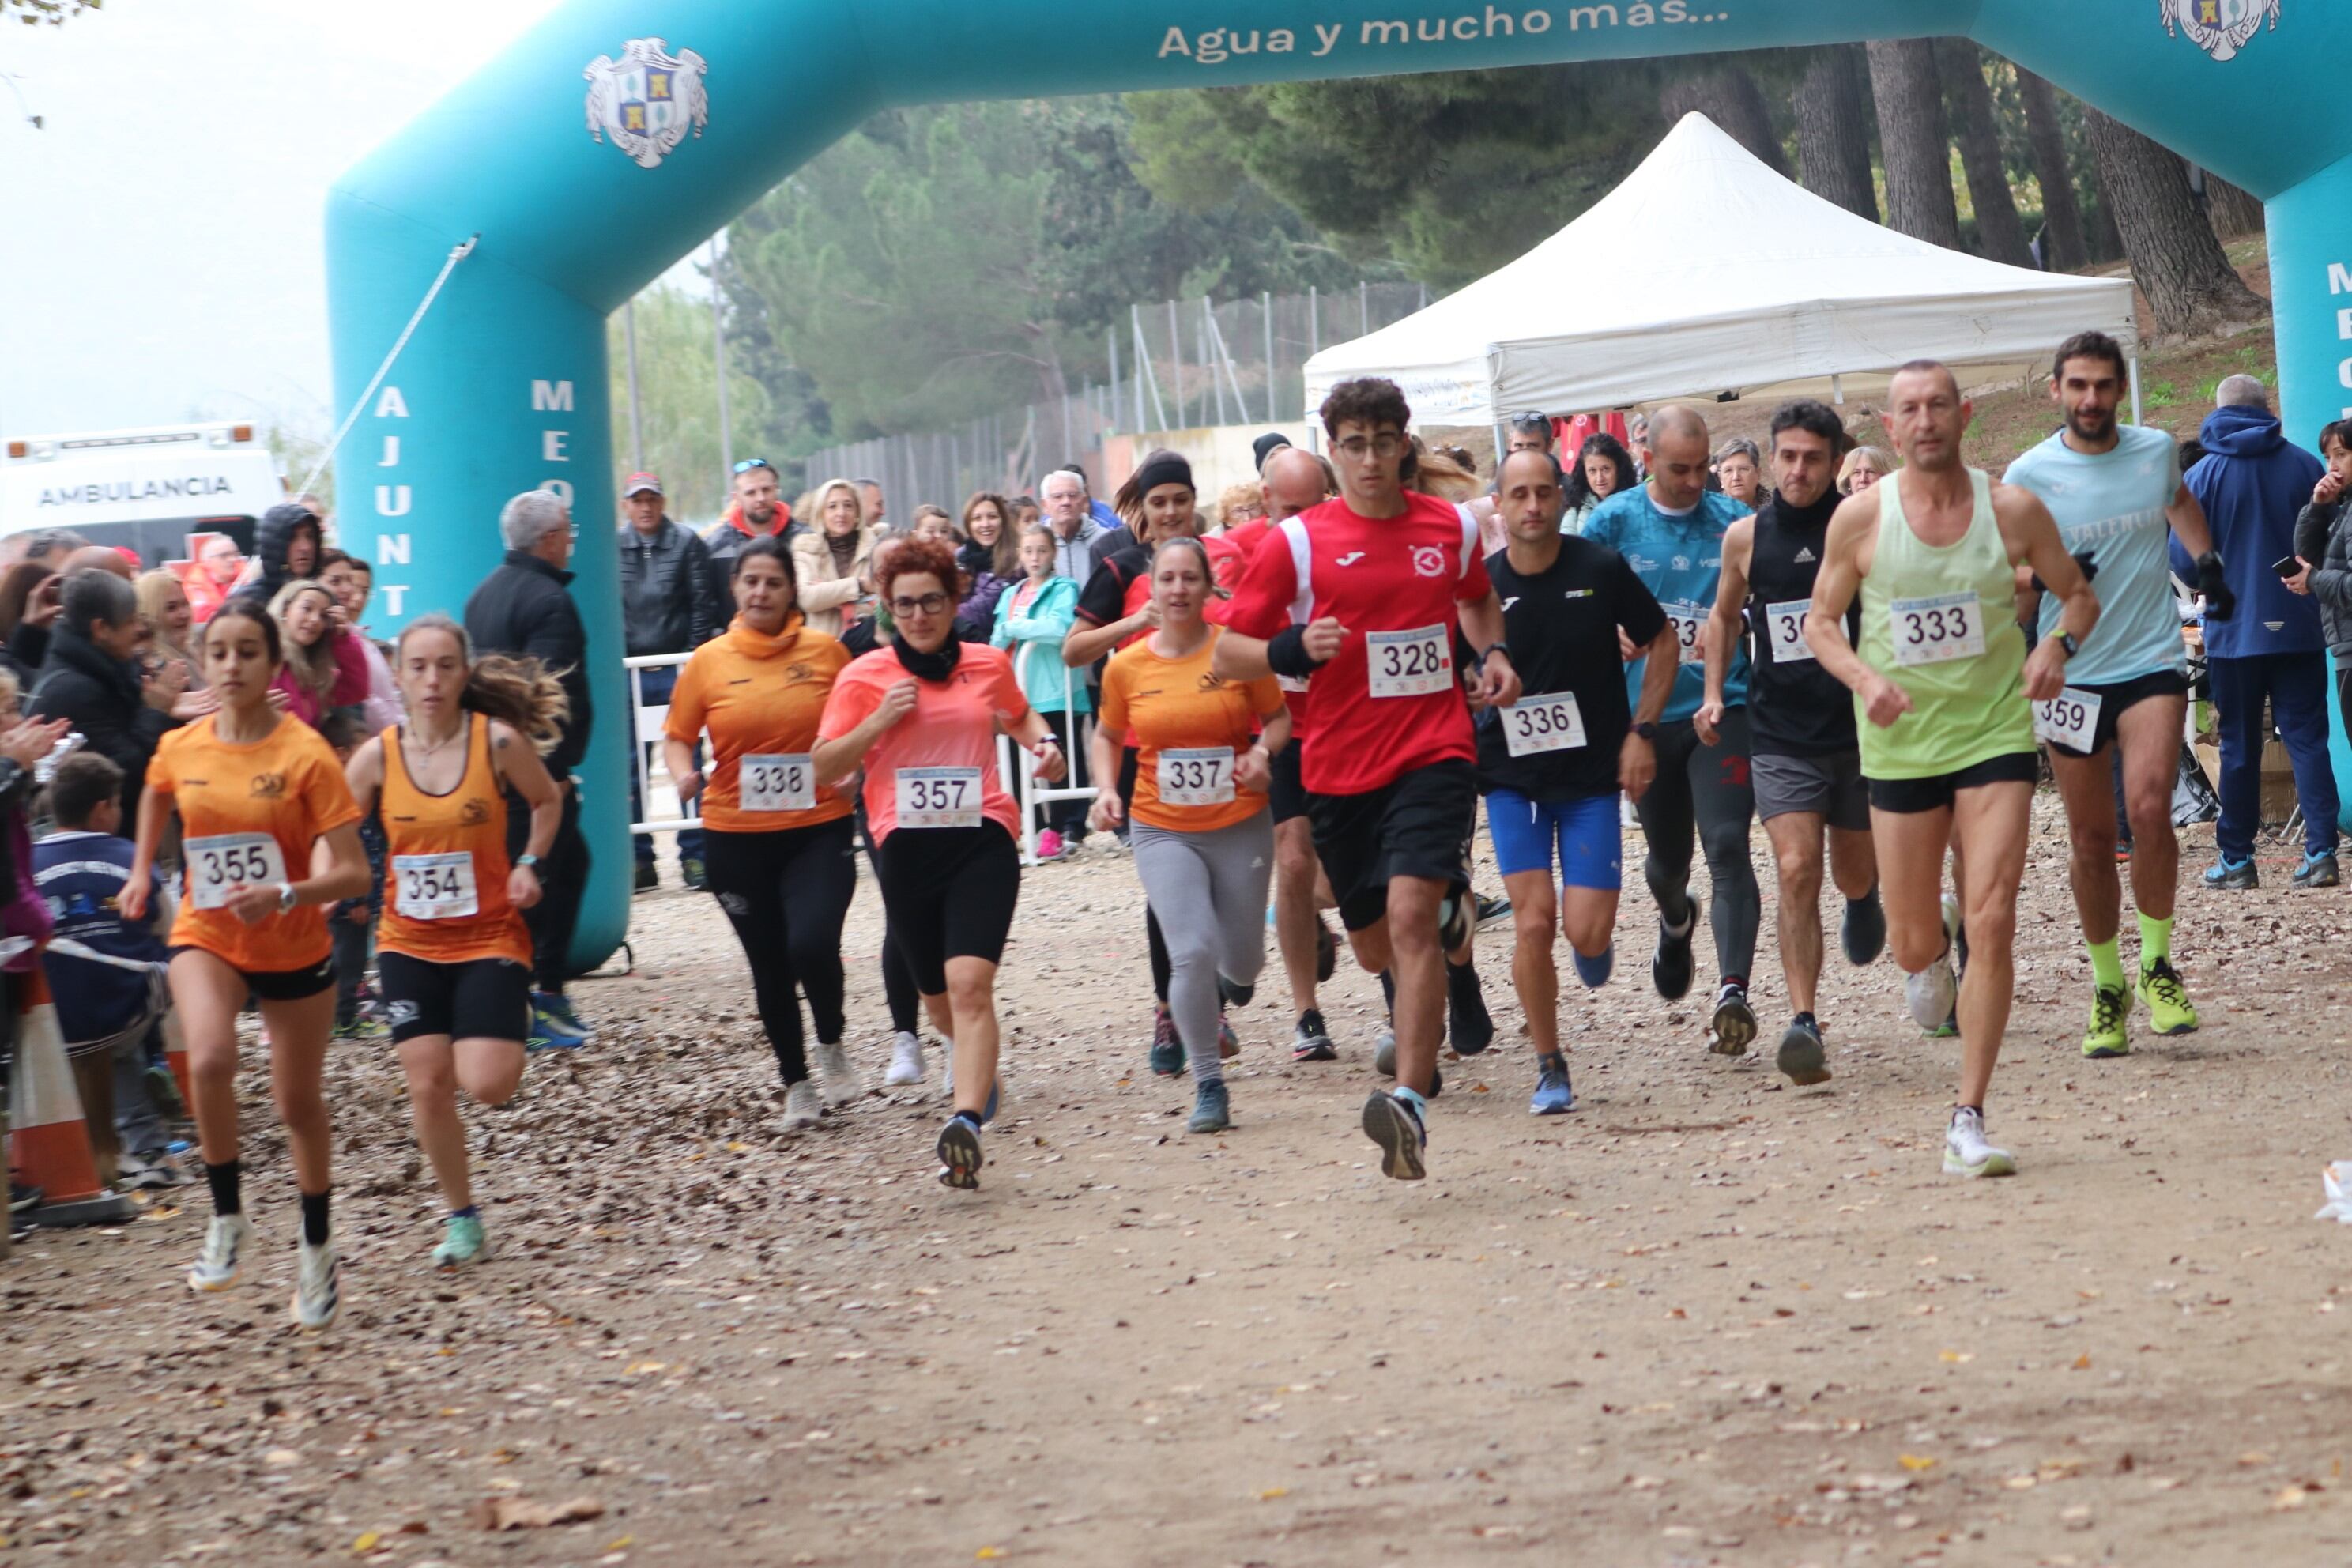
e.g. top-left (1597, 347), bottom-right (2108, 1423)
top-left (1266, 624), bottom-right (1323, 679)
top-left (2196, 552), bottom-right (2236, 620)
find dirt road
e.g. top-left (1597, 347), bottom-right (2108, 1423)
top-left (7, 801), bottom-right (2352, 1566)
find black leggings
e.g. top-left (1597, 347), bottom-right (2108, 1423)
top-left (1632, 710), bottom-right (1761, 985)
top-left (859, 806), bottom-right (922, 1035)
top-left (703, 817), bottom-right (857, 1086)
top-left (1118, 744), bottom-right (1171, 1006)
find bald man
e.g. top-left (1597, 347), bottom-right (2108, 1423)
top-left (1583, 404), bottom-right (1763, 1055)
top-left (1227, 443), bottom-right (1345, 1060)
top-left (60, 545), bottom-right (136, 581)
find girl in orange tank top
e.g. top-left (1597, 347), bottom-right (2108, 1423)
top-left (343, 614), bottom-right (564, 1272)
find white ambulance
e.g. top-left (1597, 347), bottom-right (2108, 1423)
top-left (0, 421), bottom-right (289, 565)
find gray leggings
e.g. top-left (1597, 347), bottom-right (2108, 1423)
top-left (1632, 707), bottom-right (1761, 985)
top-left (1129, 812), bottom-right (1275, 1083)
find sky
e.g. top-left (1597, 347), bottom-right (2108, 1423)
top-left (0, 0), bottom-right (708, 443)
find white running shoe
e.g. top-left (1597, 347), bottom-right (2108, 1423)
top-left (885, 1031), bottom-right (925, 1087)
top-left (1942, 1106), bottom-right (2016, 1178)
top-left (815, 1041), bottom-right (865, 1107)
top-left (782, 1080), bottom-right (823, 1132)
top-left (291, 1239), bottom-right (340, 1331)
top-left (187, 1212), bottom-right (254, 1292)
top-left (1905, 895), bottom-right (1961, 1031)
top-left (941, 1049), bottom-right (956, 1099)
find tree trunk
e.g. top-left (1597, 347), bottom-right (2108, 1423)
top-left (2206, 172), bottom-right (2265, 239)
top-left (1794, 44), bottom-right (1878, 221)
top-left (1935, 39), bottom-right (2032, 266)
top-left (1866, 39), bottom-right (1962, 250)
top-left (2015, 69), bottom-right (2088, 272)
top-left (2082, 107), bottom-right (2267, 334)
top-left (1661, 64), bottom-right (1792, 179)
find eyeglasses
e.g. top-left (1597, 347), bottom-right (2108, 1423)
top-left (888, 593), bottom-right (951, 617)
top-left (732, 458), bottom-right (775, 475)
top-left (1507, 411), bottom-right (1551, 432)
top-left (1334, 434), bottom-right (1408, 460)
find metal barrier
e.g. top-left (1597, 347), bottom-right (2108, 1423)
top-left (628, 642), bottom-right (1098, 868)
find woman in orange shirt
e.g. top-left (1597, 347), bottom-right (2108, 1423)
top-left (662, 537), bottom-right (860, 1133)
top-left (814, 536), bottom-right (1065, 1191)
top-left (1090, 538), bottom-right (1290, 1134)
top-left (122, 601), bottom-right (371, 1332)
top-left (343, 614), bottom-right (563, 1271)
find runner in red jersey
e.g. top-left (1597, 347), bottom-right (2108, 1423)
top-left (1218, 377), bottom-right (1520, 1181)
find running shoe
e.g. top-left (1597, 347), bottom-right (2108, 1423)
top-left (2114, 842), bottom-right (2133, 864)
top-left (433, 1213), bottom-right (492, 1269)
top-left (9, 1181), bottom-right (42, 1216)
top-left (1651, 884), bottom-right (1698, 1001)
top-left (632, 862), bottom-right (658, 892)
top-left (2294, 850), bottom-right (2340, 890)
top-left (1188, 1080), bottom-right (1231, 1134)
top-left (814, 1041), bottom-right (866, 1106)
top-left (1218, 974), bottom-right (1256, 1009)
top-left (936, 1114), bottom-right (983, 1189)
top-left (1941, 1106), bottom-right (2016, 1178)
top-left (1841, 888), bottom-right (1886, 967)
top-left (681, 858), bottom-right (707, 891)
top-left (528, 993), bottom-right (588, 1052)
top-left (1528, 1053), bottom-right (1575, 1115)
top-left (1906, 900), bottom-right (1960, 1031)
top-left (340, 1015), bottom-right (390, 1043)
top-left (117, 1148), bottom-right (190, 1191)
top-left (1570, 944), bottom-right (1615, 989)
top-left (886, 1031), bottom-right (925, 1087)
top-left (2202, 855), bottom-right (2257, 891)
top-left (2136, 959), bottom-right (2199, 1035)
top-left (145, 1061), bottom-right (187, 1121)
top-left (2082, 985), bottom-right (2130, 1058)
top-left (291, 1239), bottom-right (341, 1331)
top-left (1438, 894), bottom-right (1472, 956)
top-left (1291, 1009), bottom-right (1337, 1062)
top-left (1361, 1090), bottom-right (1427, 1181)
top-left (1035, 828), bottom-right (1067, 862)
top-left (187, 1212), bottom-right (254, 1292)
top-left (1776, 1012), bottom-right (1830, 1086)
top-left (782, 1080), bottom-right (823, 1133)
top-left (1709, 980), bottom-right (1756, 1056)
top-left (1476, 893), bottom-right (1513, 930)
top-left (1315, 918), bottom-right (1338, 983)
top-left (1218, 1014), bottom-right (1240, 1059)
top-left (1148, 1008), bottom-right (1184, 1077)
top-left (1374, 1027), bottom-right (1396, 1078)
top-left (1928, 1007), bottom-right (1958, 1040)
top-left (1447, 962), bottom-right (1494, 1056)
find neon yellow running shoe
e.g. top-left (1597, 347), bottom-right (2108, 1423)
top-left (2082, 985), bottom-right (2129, 1059)
top-left (2136, 959), bottom-right (2199, 1036)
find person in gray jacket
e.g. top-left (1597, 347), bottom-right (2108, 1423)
top-left (618, 471), bottom-right (723, 890)
top-left (2289, 419), bottom-right (2352, 804)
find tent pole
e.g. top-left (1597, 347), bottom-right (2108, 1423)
top-left (1492, 421), bottom-right (1506, 473)
top-left (1830, 373), bottom-right (1845, 406)
top-left (2129, 355), bottom-right (2143, 424)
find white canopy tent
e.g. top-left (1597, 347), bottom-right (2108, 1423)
top-left (1301, 112), bottom-right (2141, 433)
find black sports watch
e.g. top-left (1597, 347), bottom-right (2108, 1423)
top-left (1481, 640), bottom-right (1513, 667)
top-left (1634, 721), bottom-right (1660, 741)
top-left (2055, 631), bottom-right (2079, 659)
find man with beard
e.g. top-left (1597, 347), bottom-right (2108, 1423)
top-left (701, 458), bottom-right (799, 609)
top-left (2005, 331), bottom-right (2227, 1057)
top-left (1698, 401), bottom-right (1886, 1087)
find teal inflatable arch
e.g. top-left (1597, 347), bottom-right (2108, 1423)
top-left (326, 0), bottom-right (2352, 971)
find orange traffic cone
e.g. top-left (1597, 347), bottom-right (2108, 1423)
top-left (8, 970), bottom-right (134, 1227)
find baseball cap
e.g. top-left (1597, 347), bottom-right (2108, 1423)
top-left (623, 471), bottom-right (663, 497)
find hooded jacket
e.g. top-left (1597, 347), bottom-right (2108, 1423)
top-left (229, 503), bottom-right (322, 610)
top-left (2184, 405), bottom-right (2326, 659)
top-left (700, 499), bottom-right (802, 612)
top-left (29, 622), bottom-right (176, 820)
top-left (463, 551), bottom-right (594, 775)
top-left (619, 514), bottom-right (724, 655)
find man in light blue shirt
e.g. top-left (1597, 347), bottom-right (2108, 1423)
top-left (2004, 330), bottom-right (2221, 1059)
top-left (1583, 405), bottom-right (1758, 1053)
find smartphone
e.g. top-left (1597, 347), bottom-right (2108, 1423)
top-left (2273, 555), bottom-right (2302, 577)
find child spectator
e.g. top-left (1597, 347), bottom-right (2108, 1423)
top-left (34, 751), bottom-right (184, 1186)
top-left (318, 711), bottom-right (387, 1038)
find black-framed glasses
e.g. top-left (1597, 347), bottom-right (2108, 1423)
top-left (888, 592), bottom-right (952, 617)
top-left (732, 458), bottom-right (775, 475)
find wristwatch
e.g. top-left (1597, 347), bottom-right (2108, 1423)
top-left (275, 881), bottom-right (297, 914)
top-left (515, 854), bottom-right (541, 869)
top-left (1634, 721), bottom-right (1660, 741)
top-left (2056, 631), bottom-right (2079, 658)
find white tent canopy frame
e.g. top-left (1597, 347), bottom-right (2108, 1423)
top-left (1301, 112), bottom-right (2142, 439)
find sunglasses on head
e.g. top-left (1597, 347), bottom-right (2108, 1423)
top-left (733, 458), bottom-right (775, 476)
top-left (1507, 412), bottom-right (1551, 432)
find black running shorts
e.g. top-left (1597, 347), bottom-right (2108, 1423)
top-left (1307, 759), bottom-right (1477, 932)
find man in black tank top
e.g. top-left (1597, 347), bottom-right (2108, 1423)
top-left (1698, 401), bottom-right (1886, 1086)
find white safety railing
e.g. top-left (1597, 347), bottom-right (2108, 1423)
top-left (628, 642), bottom-right (1097, 868)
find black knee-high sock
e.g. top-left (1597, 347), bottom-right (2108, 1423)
top-left (1379, 968), bottom-right (1396, 1019)
top-left (205, 1158), bottom-right (243, 1217)
top-left (1148, 906), bottom-right (1171, 1006)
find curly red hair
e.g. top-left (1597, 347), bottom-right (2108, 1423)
top-left (875, 534), bottom-right (960, 602)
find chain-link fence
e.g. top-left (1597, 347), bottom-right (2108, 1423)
top-left (805, 281), bottom-right (1430, 511)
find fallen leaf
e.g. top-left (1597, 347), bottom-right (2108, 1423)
top-left (1939, 1351), bottom-right (1973, 1364)
top-left (264, 1449), bottom-right (300, 1467)
top-left (352, 1532), bottom-right (381, 1554)
top-left (2275, 1486), bottom-right (2309, 1510)
top-left (2072, 1353), bottom-right (2092, 1370)
top-left (976, 1551), bottom-right (1004, 1562)
top-left (1257, 1487), bottom-right (1288, 1500)
top-left (1898, 1454), bottom-right (1937, 1472)
top-left (471, 1496), bottom-right (607, 1531)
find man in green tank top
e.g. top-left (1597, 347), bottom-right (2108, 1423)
top-left (1804, 361), bottom-right (2101, 1180)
